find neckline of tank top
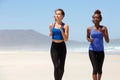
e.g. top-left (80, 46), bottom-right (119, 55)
top-left (53, 22), bottom-right (65, 27)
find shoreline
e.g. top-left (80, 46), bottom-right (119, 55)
top-left (0, 50), bottom-right (119, 55)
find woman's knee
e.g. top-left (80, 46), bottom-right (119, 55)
top-left (98, 69), bottom-right (102, 74)
top-left (93, 67), bottom-right (98, 74)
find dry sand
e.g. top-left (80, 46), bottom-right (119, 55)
top-left (0, 51), bottom-right (119, 80)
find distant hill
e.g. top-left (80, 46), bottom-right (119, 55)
top-left (0, 29), bottom-right (51, 50)
top-left (0, 29), bottom-right (84, 51)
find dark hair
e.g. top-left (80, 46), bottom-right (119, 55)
top-left (93, 9), bottom-right (102, 21)
top-left (55, 9), bottom-right (65, 17)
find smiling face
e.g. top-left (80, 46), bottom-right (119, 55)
top-left (92, 14), bottom-right (101, 24)
top-left (54, 10), bottom-right (64, 21)
top-left (54, 9), bottom-right (65, 22)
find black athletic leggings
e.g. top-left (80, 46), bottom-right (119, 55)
top-left (89, 50), bottom-right (104, 75)
top-left (50, 41), bottom-right (66, 80)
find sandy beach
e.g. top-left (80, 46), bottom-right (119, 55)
top-left (0, 51), bottom-right (119, 80)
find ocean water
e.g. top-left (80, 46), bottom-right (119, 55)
top-left (67, 39), bottom-right (120, 55)
top-left (0, 39), bottom-right (119, 55)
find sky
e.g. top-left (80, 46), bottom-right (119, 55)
top-left (0, 0), bottom-right (120, 41)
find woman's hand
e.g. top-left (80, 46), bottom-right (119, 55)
top-left (49, 23), bottom-right (53, 37)
top-left (88, 38), bottom-right (94, 42)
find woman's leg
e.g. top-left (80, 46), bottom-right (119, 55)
top-left (97, 51), bottom-right (104, 80)
top-left (50, 42), bottom-right (60, 80)
top-left (89, 50), bottom-right (98, 80)
top-left (98, 74), bottom-right (102, 80)
top-left (93, 74), bottom-right (97, 80)
top-left (50, 42), bottom-right (66, 80)
top-left (59, 42), bottom-right (66, 80)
